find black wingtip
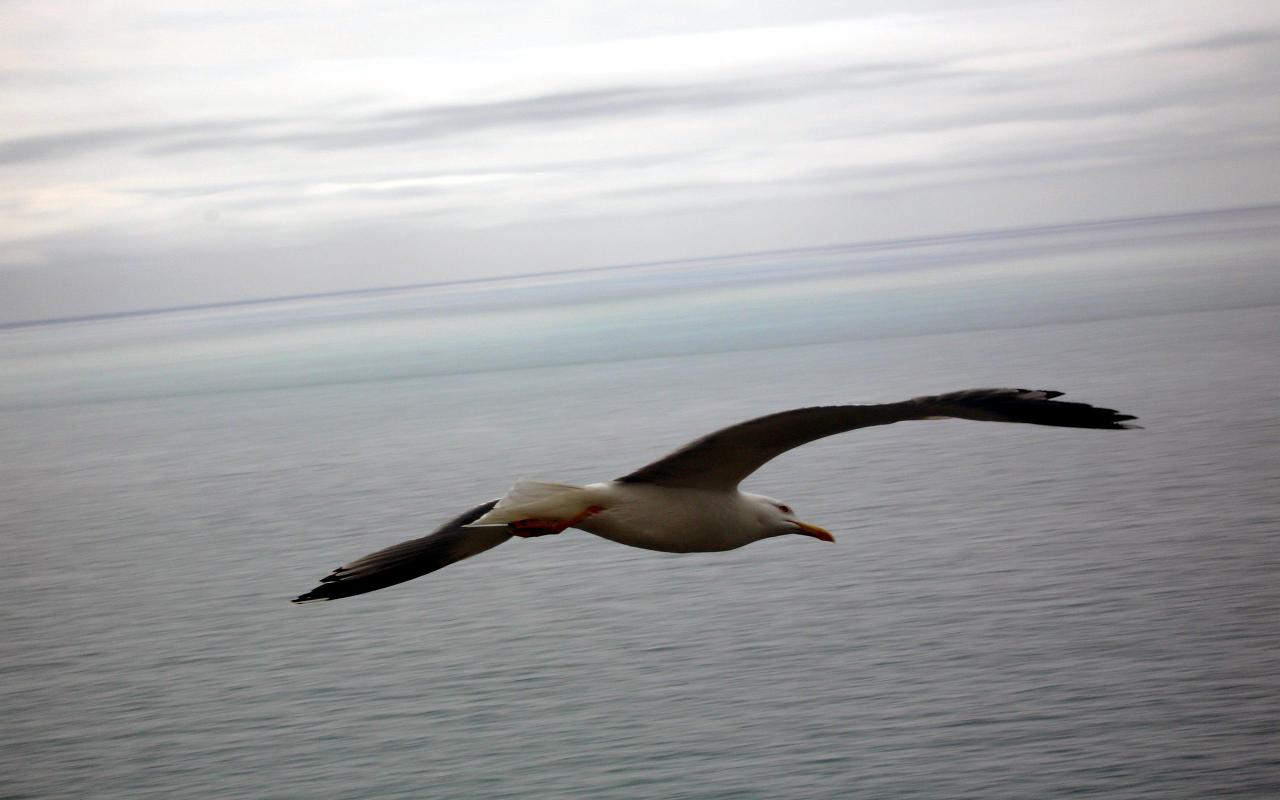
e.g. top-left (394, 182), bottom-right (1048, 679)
top-left (292, 568), bottom-right (345, 602)
top-left (291, 498), bottom-right (506, 605)
top-left (932, 388), bottom-right (1140, 430)
top-left (292, 578), bottom-right (349, 603)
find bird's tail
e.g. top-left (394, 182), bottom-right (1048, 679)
top-left (466, 480), bottom-right (591, 527)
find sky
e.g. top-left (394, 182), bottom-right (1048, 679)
top-left (2, 0), bottom-right (1278, 322)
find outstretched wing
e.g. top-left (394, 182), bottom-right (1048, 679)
top-left (293, 499), bottom-right (506, 603)
top-left (616, 388), bottom-right (1137, 491)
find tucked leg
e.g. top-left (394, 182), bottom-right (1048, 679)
top-left (508, 518), bottom-right (565, 537)
top-left (507, 506), bottom-right (604, 538)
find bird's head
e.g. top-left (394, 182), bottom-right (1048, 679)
top-left (746, 493), bottom-right (835, 543)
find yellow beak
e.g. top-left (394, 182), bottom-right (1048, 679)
top-left (791, 520), bottom-right (836, 542)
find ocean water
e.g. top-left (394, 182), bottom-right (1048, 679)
top-left (2, 299), bottom-right (1277, 798)
top-left (4, 204), bottom-right (1279, 410)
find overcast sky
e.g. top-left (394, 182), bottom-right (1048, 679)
top-left (2, 0), bottom-right (1278, 321)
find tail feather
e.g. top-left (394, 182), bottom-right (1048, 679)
top-left (468, 480), bottom-right (590, 526)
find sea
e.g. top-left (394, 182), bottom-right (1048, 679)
top-left (2, 207), bottom-right (1278, 798)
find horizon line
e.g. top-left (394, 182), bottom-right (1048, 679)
top-left (3, 200), bottom-right (1276, 331)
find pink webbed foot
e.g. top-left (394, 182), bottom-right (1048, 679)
top-left (508, 519), bottom-right (566, 538)
top-left (507, 506), bottom-right (605, 538)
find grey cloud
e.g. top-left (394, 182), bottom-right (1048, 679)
top-left (293, 84), bottom-right (782, 150)
top-left (6, 23), bottom-right (1273, 167)
top-left (129, 151), bottom-right (699, 206)
top-left (152, 59), bottom-right (959, 157)
top-left (1159, 27), bottom-right (1280, 52)
top-left (0, 126), bottom-right (162, 163)
top-left (219, 183), bottom-right (450, 213)
top-left (1, 58), bottom-right (954, 164)
top-left (884, 78), bottom-right (1276, 140)
top-left (0, 119), bottom-right (271, 164)
top-left (308, 59), bottom-right (958, 150)
top-left (804, 125), bottom-right (1280, 195)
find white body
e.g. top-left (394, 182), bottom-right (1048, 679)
top-left (579, 482), bottom-right (775, 553)
top-left (471, 481), bottom-right (782, 553)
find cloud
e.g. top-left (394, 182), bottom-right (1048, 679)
top-left (0, 119), bottom-right (268, 164)
top-left (1158, 27), bottom-right (1280, 52)
top-left (5, 20), bottom-right (1276, 168)
top-left (2, 1), bottom-right (1279, 319)
top-left (0, 57), bottom-right (955, 164)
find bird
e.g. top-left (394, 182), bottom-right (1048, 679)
top-left (293, 387), bottom-right (1137, 603)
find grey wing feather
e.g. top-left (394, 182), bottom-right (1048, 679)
top-left (293, 499), bottom-right (507, 603)
top-left (616, 388), bottom-right (1137, 490)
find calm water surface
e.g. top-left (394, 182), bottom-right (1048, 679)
top-left (2, 306), bottom-right (1278, 798)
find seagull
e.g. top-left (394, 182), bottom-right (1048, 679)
top-left (293, 388), bottom-right (1137, 603)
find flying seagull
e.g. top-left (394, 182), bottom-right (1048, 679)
top-left (294, 388), bottom-right (1136, 603)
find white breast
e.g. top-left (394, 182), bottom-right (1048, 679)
top-left (576, 482), bottom-right (764, 553)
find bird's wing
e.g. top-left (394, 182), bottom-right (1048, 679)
top-left (616, 388), bottom-right (1137, 491)
top-left (293, 499), bottom-right (506, 603)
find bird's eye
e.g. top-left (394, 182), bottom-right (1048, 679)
top-left (777, 504), bottom-right (792, 514)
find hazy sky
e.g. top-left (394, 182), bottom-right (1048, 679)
top-left (2, 0), bottom-right (1278, 320)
